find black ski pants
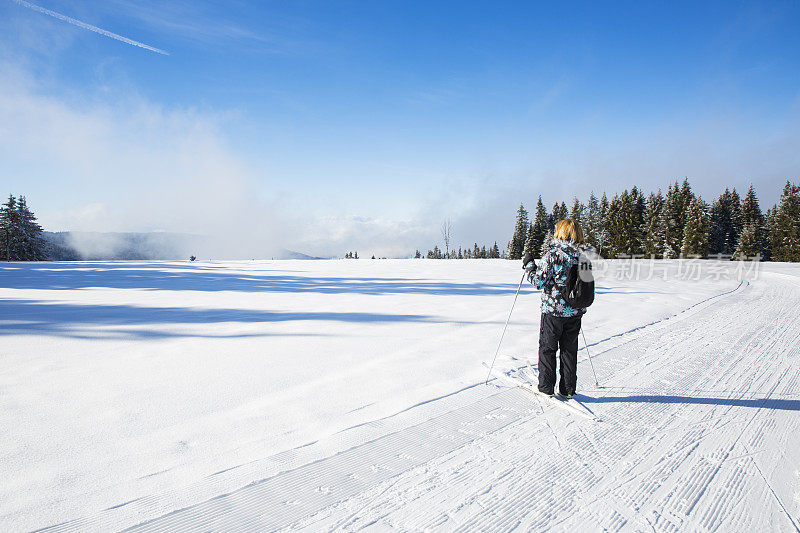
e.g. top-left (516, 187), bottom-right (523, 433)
top-left (538, 313), bottom-right (582, 396)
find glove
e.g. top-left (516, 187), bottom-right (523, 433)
top-left (522, 251), bottom-right (536, 271)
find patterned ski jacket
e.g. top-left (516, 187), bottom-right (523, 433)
top-left (530, 238), bottom-right (588, 318)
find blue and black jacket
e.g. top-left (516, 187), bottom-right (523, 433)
top-left (530, 238), bottom-right (588, 318)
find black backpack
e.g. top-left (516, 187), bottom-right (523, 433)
top-left (561, 254), bottom-right (595, 308)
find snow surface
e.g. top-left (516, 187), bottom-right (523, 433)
top-left (1, 259), bottom-right (799, 531)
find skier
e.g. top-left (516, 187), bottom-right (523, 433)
top-left (522, 218), bottom-right (588, 399)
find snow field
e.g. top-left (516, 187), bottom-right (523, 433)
top-left (1, 259), bottom-right (797, 531)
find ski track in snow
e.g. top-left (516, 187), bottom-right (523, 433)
top-left (290, 271), bottom-right (800, 533)
top-left (6, 262), bottom-right (800, 531)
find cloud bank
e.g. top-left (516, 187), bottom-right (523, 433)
top-left (0, 62), bottom-right (449, 258)
top-left (0, 63), bottom-right (293, 258)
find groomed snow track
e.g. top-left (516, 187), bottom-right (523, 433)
top-left (40, 274), bottom-right (800, 532)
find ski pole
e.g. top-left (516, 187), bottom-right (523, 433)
top-left (485, 269), bottom-right (527, 385)
top-left (581, 326), bottom-right (600, 388)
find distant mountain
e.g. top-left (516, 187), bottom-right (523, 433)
top-left (280, 249), bottom-right (328, 260)
top-left (42, 232), bottom-right (325, 261)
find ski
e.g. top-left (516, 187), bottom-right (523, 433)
top-left (553, 392), bottom-right (601, 421)
top-left (484, 363), bottom-right (601, 422)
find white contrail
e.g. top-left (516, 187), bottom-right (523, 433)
top-left (11, 0), bottom-right (169, 55)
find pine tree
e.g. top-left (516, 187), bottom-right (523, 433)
top-left (734, 223), bottom-right (761, 260)
top-left (662, 179), bottom-right (695, 257)
top-left (583, 192), bottom-right (601, 249)
top-left (660, 195), bottom-right (677, 260)
top-left (558, 201), bottom-right (568, 221)
top-left (730, 188), bottom-right (742, 238)
top-left (630, 186), bottom-right (646, 254)
top-left (643, 190), bottom-right (665, 257)
top-left (492, 242), bottom-right (500, 258)
top-left (545, 201), bottom-right (569, 234)
top-left (725, 187), bottom-right (741, 254)
top-left (0, 194), bottom-right (45, 261)
top-left (508, 203), bottom-right (529, 260)
top-left (540, 229), bottom-right (554, 257)
top-left (738, 184), bottom-right (765, 258)
top-left (548, 203), bottom-right (558, 232)
top-left (679, 178), bottom-right (693, 205)
top-left (765, 206), bottom-right (776, 261)
top-left (570, 197), bottom-right (584, 223)
top-left (681, 197), bottom-right (709, 257)
top-left (603, 189), bottom-right (643, 257)
top-left (0, 194), bottom-right (19, 261)
top-left (597, 193), bottom-right (610, 257)
top-left (708, 189), bottom-right (742, 257)
top-left (16, 196), bottom-right (46, 261)
top-left (526, 196), bottom-right (548, 258)
top-left (662, 230), bottom-right (677, 259)
top-left (740, 184), bottom-right (763, 229)
top-left (524, 223), bottom-right (534, 255)
top-left (604, 193), bottom-right (623, 257)
top-left (707, 192), bottom-right (726, 256)
top-left (769, 180), bottom-right (800, 262)
top-left (473, 243), bottom-right (480, 258)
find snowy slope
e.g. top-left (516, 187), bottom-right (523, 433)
top-left (1, 259), bottom-right (798, 531)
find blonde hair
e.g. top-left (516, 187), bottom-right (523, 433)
top-left (554, 218), bottom-right (585, 244)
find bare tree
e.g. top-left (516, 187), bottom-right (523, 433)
top-left (441, 218), bottom-right (453, 258)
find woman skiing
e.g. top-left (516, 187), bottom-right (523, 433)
top-left (522, 218), bottom-right (588, 399)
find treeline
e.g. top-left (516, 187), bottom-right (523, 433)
top-left (0, 194), bottom-right (47, 261)
top-left (508, 179), bottom-right (800, 262)
top-left (418, 242), bottom-right (505, 259)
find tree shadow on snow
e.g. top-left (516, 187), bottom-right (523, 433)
top-left (0, 299), bottom-right (453, 340)
top-left (580, 394), bottom-right (800, 412)
top-left (0, 263), bottom-right (535, 296)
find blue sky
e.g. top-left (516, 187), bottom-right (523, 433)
top-left (1, 0), bottom-right (798, 256)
